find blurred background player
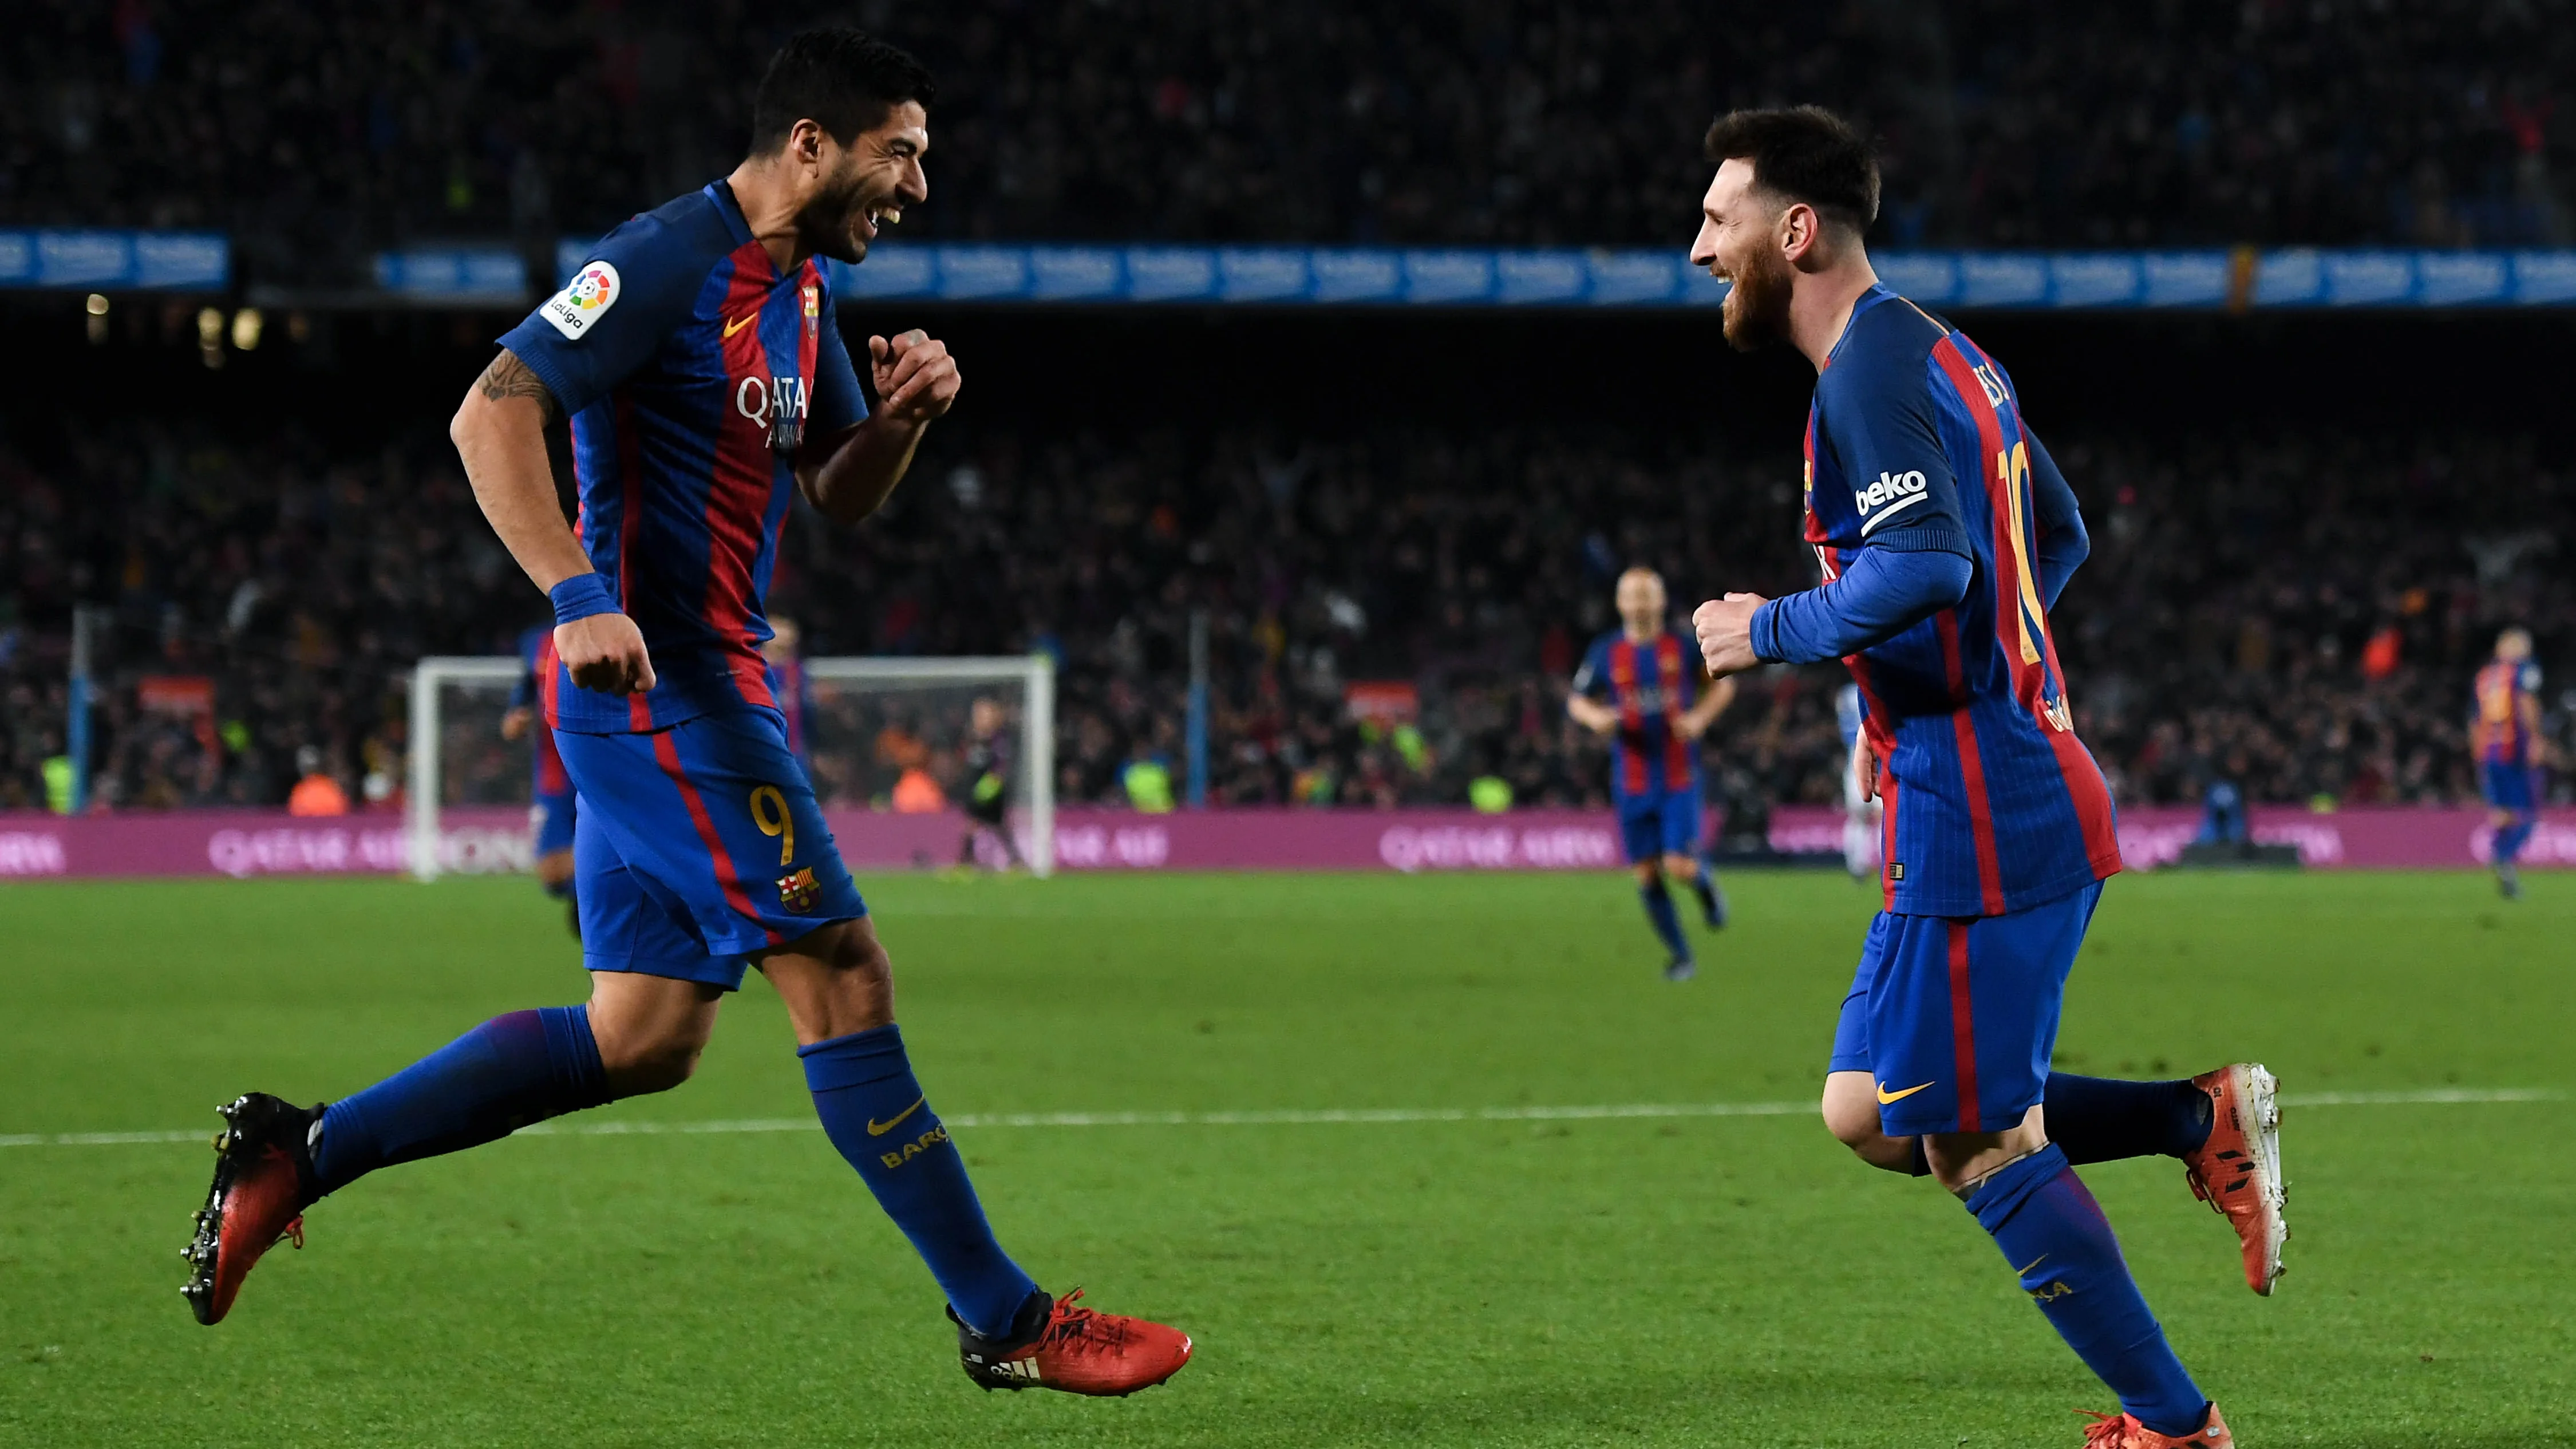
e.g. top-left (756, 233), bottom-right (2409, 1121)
top-left (501, 623), bottom-right (579, 932)
top-left (956, 696), bottom-right (1026, 872)
top-left (1836, 682), bottom-right (1880, 882)
top-left (179, 27), bottom-right (1190, 1397)
top-left (1689, 108), bottom-right (2279, 1449)
top-left (2472, 627), bottom-right (2547, 899)
top-left (1568, 567), bottom-right (1734, 981)
top-left (762, 617), bottom-right (813, 768)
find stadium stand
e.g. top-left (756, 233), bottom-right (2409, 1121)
top-left (2, 1), bottom-right (2569, 286)
top-left (2, 414), bottom-right (2565, 815)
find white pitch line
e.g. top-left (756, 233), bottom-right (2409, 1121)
top-left (0, 1087), bottom-right (2559, 1150)
top-left (2277, 1087), bottom-right (2562, 1107)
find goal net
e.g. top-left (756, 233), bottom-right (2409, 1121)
top-left (406, 654), bottom-right (1056, 881)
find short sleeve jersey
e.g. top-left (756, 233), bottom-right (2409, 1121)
top-left (1803, 285), bottom-right (2121, 917)
top-left (499, 180), bottom-right (868, 734)
top-left (1572, 629), bottom-right (1702, 797)
top-left (2473, 659), bottom-right (2544, 765)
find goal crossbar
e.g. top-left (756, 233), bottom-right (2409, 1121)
top-left (407, 653), bottom-right (1055, 881)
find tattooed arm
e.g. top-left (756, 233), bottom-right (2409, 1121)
top-left (453, 349), bottom-right (580, 586)
top-left (473, 348), bottom-right (560, 424)
top-left (452, 348), bottom-right (655, 693)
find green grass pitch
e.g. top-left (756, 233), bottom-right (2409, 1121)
top-left (1, 868), bottom-right (2569, 1447)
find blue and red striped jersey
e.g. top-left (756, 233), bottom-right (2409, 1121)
top-left (499, 180), bottom-right (868, 734)
top-left (2472, 658), bottom-right (2543, 765)
top-left (1802, 285), bottom-right (2121, 917)
top-left (512, 625), bottom-right (572, 796)
top-left (1572, 629), bottom-right (1702, 796)
top-left (765, 655), bottom-right (812, 763)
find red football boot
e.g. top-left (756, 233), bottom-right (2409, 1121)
top-left (2079, 1403), bottom-right (2235, 1447)
top-left (2181, 1063), bottom-right (2287, 1295)
top-left (955, 1288), bottom-right (1193, 1396)
top-left (180, 1093), bottom-right (322, 1325)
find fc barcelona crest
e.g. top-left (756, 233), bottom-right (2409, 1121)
top-left (777, 866), bottom-right (821, 914)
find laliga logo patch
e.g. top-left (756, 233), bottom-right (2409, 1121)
top-left (539, 260), bottom-right (621, 340)
top-left (776, 866), bottom-right (820, 914)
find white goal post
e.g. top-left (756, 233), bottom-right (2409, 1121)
top-left (407, 653), bottom-right (1056, 882)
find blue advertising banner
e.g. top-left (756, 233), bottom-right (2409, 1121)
top-left (0, 230), bottom-right (228, 290)
top-left (536, 240), bottom-right (2576, 310)
top-left (376, 248), bottom-right (528, 301)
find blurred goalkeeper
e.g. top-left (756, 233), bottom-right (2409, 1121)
top-left (1567, 566), bottom-right (1735, 980)
top-left (956, 696), bottom-right (1028, 871)
top-left (179, 27), bottom-right (1190, 1398)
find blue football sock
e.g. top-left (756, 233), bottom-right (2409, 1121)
top-left (2494, 814), bottom-right (2534, 864)
top-left (1688, 864), bottom-right (1729, 928)
top-left (2044, 1073), bottom-right (2211, 1164)
top-left (1639, 884), bottom-right (1690, 962)
top-left (313, 1006), bottom-right (608, 1193)
top-left (801, 1025), bottom-right (1038, 1338)
top-left (1966, 1144), bottom-right (2208, 1437)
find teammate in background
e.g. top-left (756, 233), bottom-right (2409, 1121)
top-left (2473, 626), bottom-right (2546, 899)
top-left (764, 616), bottom-right (814, 768)
top-left (957, 696), bottom-right (1028, 871)
top-left (501, 623), bottom-right (580, 933)
top-left (1568, 566), bottom-right (1734, 981)
top-left (181, 30), bottom-right (1191, 1398)
top-left (1687, 109), bottom-right (2279, 1448)
top-left (1835, 682), bottom-right (1880, 882)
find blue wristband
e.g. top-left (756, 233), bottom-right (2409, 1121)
top-left (549, 573), bottom-right (618, 626)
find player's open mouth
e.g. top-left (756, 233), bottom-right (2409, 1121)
top-left (860, 206), bottom-right (899, 240)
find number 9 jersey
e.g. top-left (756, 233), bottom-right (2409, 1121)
top-left (496, 180), bottom-right (871, 985)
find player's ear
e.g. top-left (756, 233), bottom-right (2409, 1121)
top-left (1779, 203), bottom-right (1815, 264)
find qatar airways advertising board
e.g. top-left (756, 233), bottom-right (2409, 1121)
top-left (0, 806), bottom-right (2565, 882)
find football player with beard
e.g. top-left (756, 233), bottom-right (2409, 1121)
top-left (1685, 106), bottom-right (2281, 1449)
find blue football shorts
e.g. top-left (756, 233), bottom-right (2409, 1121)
top-left (1826, 881), bottom-right (2103, 1137)
top-left (1615, 789), bottom-right (1702, 864)
top-left (554, 705), bottom-right (866, 991)
top-left (530, 789), bottom-right (579, 857)
top-left (2482, 761), bottom-right (2537, 813)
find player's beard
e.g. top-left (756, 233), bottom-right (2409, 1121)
top-left (796, 165), bottom-right (876, 264)
top-left (1721, 245), bottom-right (1795, 353)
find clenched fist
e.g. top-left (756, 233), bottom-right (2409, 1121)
top-left (867, 329), bottom-right (962, 425)
top-left (1692, 593), bottom-right (1769, 677)
top-left (555, 612), bottom-right (657, 696)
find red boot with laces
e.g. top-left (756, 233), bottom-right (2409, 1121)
top-left (180, 1093), bottom-right (322, 1325)
top-left (954, 1288), bottom-right (1193, 1396)
top-left (2079, 1403), bottom-right (2234, 1447)
top-left (2181, 1063), bottom-right (2287, 1295)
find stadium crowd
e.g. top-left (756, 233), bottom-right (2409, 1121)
top-left (3, 0), bottom-right (2570, 285)
top-left (2, 412), bottom-right (2565, 818)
